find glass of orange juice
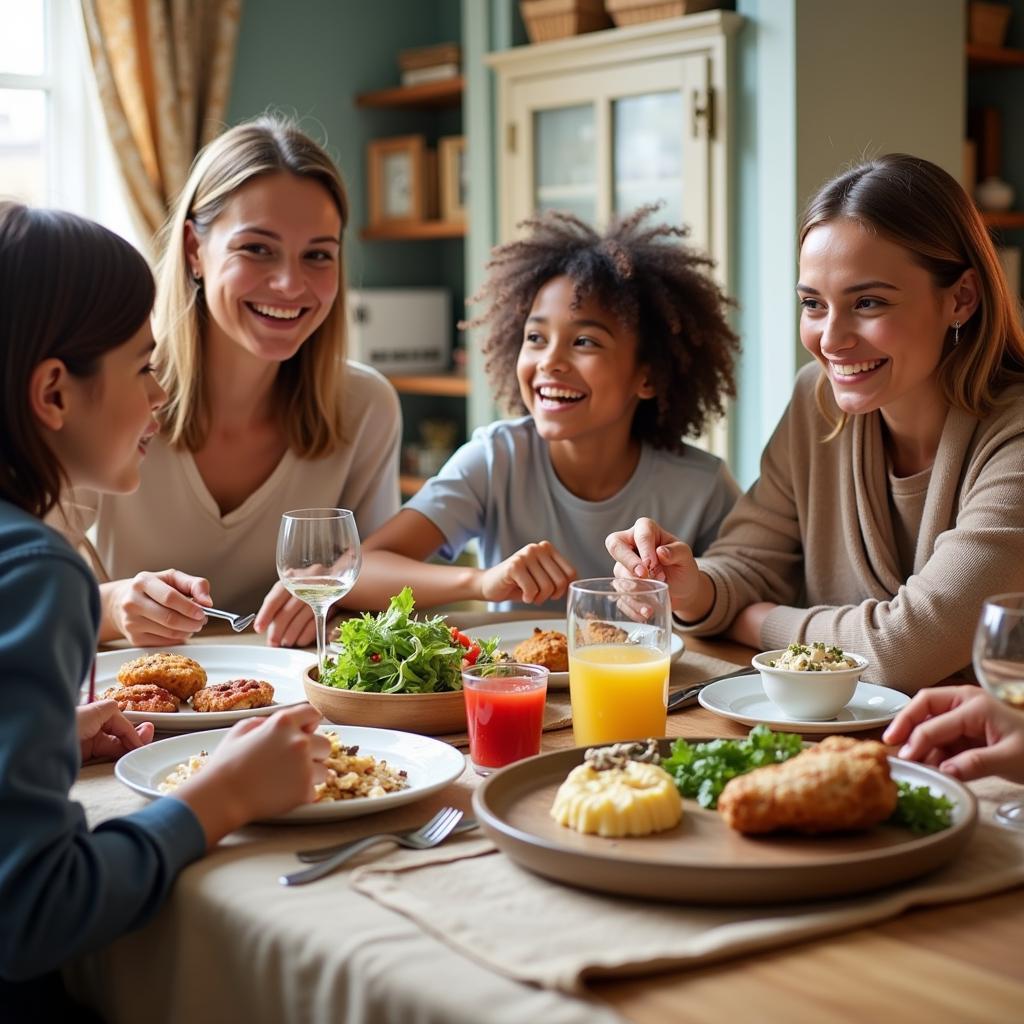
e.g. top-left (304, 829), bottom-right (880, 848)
top-left (567, 578), bottom-right (671, 746)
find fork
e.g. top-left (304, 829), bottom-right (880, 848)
top-left (201, 607), bottom-right (256, 632)
top-left (296, 818), bottom-right (479, 862)
top-left (279, 806), bottom-right (464, 886)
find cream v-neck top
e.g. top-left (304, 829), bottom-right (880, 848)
top-left (59, 362), bottom-right (401, 614)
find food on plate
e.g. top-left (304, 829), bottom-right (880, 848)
top-left (191, 679), bottom-right (275, 712)
top-left (578, 620), bottom-right (628, 645)
top-left (103, 683), bottom-right (179, 714)
top-left (767, 642), bottom-right (857, 672)
top-left (889, 780), bottom-right (955, 835)
top-left (717, 735), bottom-right (898, 834)
top-left (319, 587), bottom-right (501, 694)
top-left (117, 652), bottom-right (207, 700)
top-left (551, 739), bottom-right (682, 837)
top-left (512, 628), bottom-right (568, 672)
top-left (158, 732), bottom-right (409, 802)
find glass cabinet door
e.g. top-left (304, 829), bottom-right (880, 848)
top-left (533, 103), bottom-right (597, 223)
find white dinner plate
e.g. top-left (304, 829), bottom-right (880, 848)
top-left (90, 645), bottom-right (314, 731)
top-left (115, 724), bottom-right (466, 824)
top-left (475, 619), bottom-right (685, 690)
top-left (698, 676), bottom-right (910, 734)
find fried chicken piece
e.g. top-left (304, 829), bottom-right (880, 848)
top-left (117, 652), bottom-right (207, 701)
top-left (103, 684), bottom-right (179, 714)
top-left (718, 736), bottom-right (898, 834)
top-left (581, 620), bottom-right (628, 644)
top-left (191, 679), bottom-right (275, 712)
top-left (512, 628), bottom-right (568, 672)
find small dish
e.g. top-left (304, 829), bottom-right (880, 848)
top-left (698, 676), bottom-right (909, 734)
top-left (304, 666), bottom-right (467, 736)
top-left (752, 648), bottom-right (868, 721)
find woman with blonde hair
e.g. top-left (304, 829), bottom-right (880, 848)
top-left (607, 153), bottom-right (1024, 691)
top-left (63, 116), bottom-right (400, 647)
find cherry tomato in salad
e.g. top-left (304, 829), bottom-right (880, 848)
top-left (462, 643), bottom-right (481, 666)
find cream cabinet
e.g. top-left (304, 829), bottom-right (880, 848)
top-left (486, 10), bottom-right (742, 456)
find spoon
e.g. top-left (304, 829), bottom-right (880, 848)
top-left (201, 606), bottom-right (256, 632)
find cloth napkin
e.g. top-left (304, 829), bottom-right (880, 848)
top-left (350, 777), bottom-right (1024, 995)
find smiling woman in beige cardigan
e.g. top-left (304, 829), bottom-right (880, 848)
top-left (607, 154), bottom-right (1024, 692)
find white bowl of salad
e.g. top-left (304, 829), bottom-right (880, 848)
top-left (752, 642), bottom-right (868, 721)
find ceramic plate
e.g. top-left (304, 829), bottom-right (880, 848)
top-left (698, 676), bottom-right (910, 734)
top-left (472, 739), bottom-right (976, 904)
top-left (476, 619), bottom-right (685, 690)
top-left (90, 645), bottom-right (314, 731)
top-left (115, 724), bottom-right (466, 824)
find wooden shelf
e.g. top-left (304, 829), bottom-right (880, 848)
top-left (390, 373), bottom-right (469, 397)
top-left (360, 220), bottom-right (466, 241)
top-left (356, 77), bottom-right (464, 109)
top-left (981, 211), bottom-right (1024, 230)
top-left (399, 474), bottom-right (427, 496)
top-left (967, 43), bottom-right (1024, 70)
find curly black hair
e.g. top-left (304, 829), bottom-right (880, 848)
top-left (461, 206), bottom-right (740, 452)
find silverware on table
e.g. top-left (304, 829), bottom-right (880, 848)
top-left (279, 806), bottom-right (465, 886)
top-left (667, 665), bottom-right (758, 712)
top-left (296, 817), bottom-right (479, 863)
top-left (201, 606), bottom-right (256, 632)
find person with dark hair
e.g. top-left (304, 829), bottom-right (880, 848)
top-left (608, 153), bottom-right (1024, 692)
top-left (354, 206), bottom-right (741, 611)
top-left (0, 202), bottom-right (331, 1011)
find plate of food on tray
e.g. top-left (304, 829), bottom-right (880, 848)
top-left (472, 726), bottom-right (977, 904)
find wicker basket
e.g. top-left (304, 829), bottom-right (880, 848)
top-left (968, 1), bottom-right (1012, 47)
top-left (604, 0), bottom-right (719, 26)
top-left (520, 0), bottom-right (611, 43)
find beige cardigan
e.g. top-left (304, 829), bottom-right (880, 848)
top-left (685, 363), bottom-right (1024, 692)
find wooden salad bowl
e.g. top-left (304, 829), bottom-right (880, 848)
top-left (303, 666), bottom-right (467, 736)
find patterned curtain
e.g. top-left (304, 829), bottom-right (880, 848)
top-left (80, 0), bottom-right (243, 251)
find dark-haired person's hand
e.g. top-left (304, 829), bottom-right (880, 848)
top-left (254, 581), bottom-right (318, 648)
top-left (882, 686), bottom-right (1024, 784)
top-left (605, 518), bottom-right (714, 622)
top-left (479, 541), bottom-right (577, 605)
top-left (78, 698), bottom-right (154, 763)
top-left (103, 570), bottom-right (213, 646)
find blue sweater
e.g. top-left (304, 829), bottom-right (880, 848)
top-left (0, 500), bottom-right (206, 982)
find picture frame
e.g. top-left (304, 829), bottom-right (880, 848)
top-left (438, 135), bottom-right (467, 223)
top-left (367, 135), bottom-right (432, 227)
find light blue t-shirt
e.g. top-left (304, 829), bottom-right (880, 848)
top-left (405, 417), bottom-right (740, 611)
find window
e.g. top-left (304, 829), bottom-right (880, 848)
top-left (0, 0), bottom-right (137, 245)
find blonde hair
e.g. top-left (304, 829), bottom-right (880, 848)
top-left (800, 154), bottom-right (1024, 439)
top-left (153, 115), bottom-right (350, 456)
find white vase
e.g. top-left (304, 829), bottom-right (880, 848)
top-left (975, 176), bottom-right (1015, 212)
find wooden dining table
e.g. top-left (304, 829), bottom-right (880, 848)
top-left (72, 615), bottom-right (1024, 1024)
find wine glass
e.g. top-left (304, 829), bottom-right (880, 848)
top-left (972, 592), bottom-right (1024, 829)
top-left (276, 508), bottom-right (361, 677)
top-left (567, 577), bottom-right (671, 746)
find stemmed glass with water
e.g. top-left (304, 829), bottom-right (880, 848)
top-left (276, 508), bottom-right (361, 677)
top-left (972, 592), bottom-right (1024, 829)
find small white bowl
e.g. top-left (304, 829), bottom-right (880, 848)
top-left (751, 649), bottom-right (869, 721)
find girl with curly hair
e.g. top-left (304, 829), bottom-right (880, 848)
top-left (355, 206), bottom-right (741, 611)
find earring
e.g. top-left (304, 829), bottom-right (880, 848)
top-left (953, 320), bottom-right (961, 346)
top-left (191, 267), bottom-right (202, 283)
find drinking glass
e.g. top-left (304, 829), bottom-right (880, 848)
top-left (973, 592), bottom-right (1024, 829)
top-left (462, 663), bottom-right (548, 775)
top-left (567, 578), bottom-right (671, 746)
top-left (276, 509), bottom-right (361, 677)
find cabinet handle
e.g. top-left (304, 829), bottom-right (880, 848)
top-left (691, 87), bottom-right (715, 140)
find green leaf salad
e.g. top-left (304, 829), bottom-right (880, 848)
top-left (318, 587), bottom-right (501, 694)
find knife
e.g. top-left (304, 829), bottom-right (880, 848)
top-left (295, 817), bottom-right (479, 863)
top-left (667, 666), bottom-right (757, 713)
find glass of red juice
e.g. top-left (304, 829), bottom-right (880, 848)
top-left (462, 663), bottom-right (548, 775)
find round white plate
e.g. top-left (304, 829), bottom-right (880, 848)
top-left (698, 676), bottom-right (910, 733)
top-left (90, 645), bottom-right (314, 731)
top-left (476, 619), bottom-right (685, 690)
top-left (115, 724), bottom-right (466, 824)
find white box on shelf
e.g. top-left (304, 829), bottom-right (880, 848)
top-left (347, 288), bottom-right (451, 375)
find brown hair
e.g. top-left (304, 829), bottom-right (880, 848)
top-left (800, 153), bottom-right (1024, 436)
top-left (0, 202), bottom-right (155, 517)
top-left (153, 115), bottom-right (350, 457)
top-left (463, 206), bottom-right (740, 451)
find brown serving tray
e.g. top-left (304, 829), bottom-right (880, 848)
top-left (472, 739), bottom-right (978, 905)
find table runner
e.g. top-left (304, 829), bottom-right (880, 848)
top-left (350, 777), bottom-right (1024, 995)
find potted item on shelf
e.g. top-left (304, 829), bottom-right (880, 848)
top-left (398, 41), bottom-right (461, 86)
top-left (520, 0), bottom-right (610, 43)
top-left (438, 135), bottom-right (467, 223)
top-left (604, 0), bottom-right (721, 27)
top-left (968, 1), bottom-right (1012, 47)
top-left (366, 135), bottom-right (435, 228)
